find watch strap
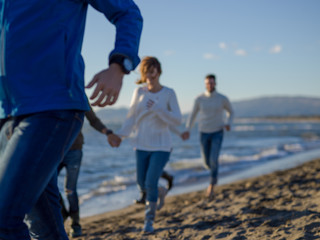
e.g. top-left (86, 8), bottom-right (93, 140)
top-left (106, 129), bottom-right (113, 136)
top-left (109, 55), bottom-right (131, 74)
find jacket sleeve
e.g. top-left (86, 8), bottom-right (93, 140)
top-left (152, 89), bottom-right (182, 127)
top-left (186, 97), bottom-right (200, 131)
top-left (117, 87), bottom-right (140, 137)
top-left (86, 0), bottom-right (143, 68)
top-left (85, 107), bottom-right (107, 133)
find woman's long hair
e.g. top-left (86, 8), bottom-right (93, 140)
top-left (136, 56), bottom-right (162, 84)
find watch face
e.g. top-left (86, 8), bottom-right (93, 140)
top-left (123, 58), bottom-right (133, 71)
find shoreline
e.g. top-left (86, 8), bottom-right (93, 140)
top-left (79, 148), bottom-right (320, 218)
top-left (66, 150), bottom-right (320, 239)
top-left (235, 116), bottom-right (320, 122)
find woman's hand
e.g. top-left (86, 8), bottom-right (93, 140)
top-left (146, 99), bottom-right (155, 109)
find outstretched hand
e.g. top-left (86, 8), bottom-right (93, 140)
top-left (86, 64), bottom-right (124, 107)
top-left (107, 133), bottom-right (122, 147)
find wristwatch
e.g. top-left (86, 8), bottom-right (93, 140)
top-left (109, 55), bottom-right (133, 74)
top-left (106, 129), bottom-right (113, 136)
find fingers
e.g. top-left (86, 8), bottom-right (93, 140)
top-left (146, 99), bottom-right (155, 109)
top-left (108, 139), bottom-right (118, 147)
top-left (110, 141), bottom-right (119, 147)
top-left (86, 77), bottom-right (101, 101)
top-left (85, 77), bottom-right (98, 89)
top-left (86, 68), bottom-right (123, 107)
top-left (88, 81), bottom-right (120, 107)
top-left (103, 92), bottom-right (119, 106)
top-left (91, 92), bottom-right (105, 106)
top-left (108, 134), bottom-right (122, 147)
top-left (91, 91), bottom-right (119, 107)
top-left (87, 75), bottom-right (103, 103)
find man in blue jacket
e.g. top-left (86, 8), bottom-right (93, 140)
top-left (0, 1), bottom-right (143, 239)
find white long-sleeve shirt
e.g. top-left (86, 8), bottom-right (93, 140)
top-left (186, 91), bottom-right (234, 133)
top-left (117, 86), bottom-right (182, 151)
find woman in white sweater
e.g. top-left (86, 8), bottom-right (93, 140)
top-left (117, 56), bottom-right (182, 233)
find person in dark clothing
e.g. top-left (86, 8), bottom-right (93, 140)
top-left (59, 108), bottom-right (120, 237)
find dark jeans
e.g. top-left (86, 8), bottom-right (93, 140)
top-left (0, 110), bottom-right (84, 240)
top-left (58, 149), bottom-right (83, 213)
top-left (200, 130), bottom-right (224, 185)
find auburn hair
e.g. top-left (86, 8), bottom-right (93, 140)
top-left (136, 56), bottom-right (162, 84)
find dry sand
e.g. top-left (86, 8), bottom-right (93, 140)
top-left (67, 158), bottom-right (320, 240)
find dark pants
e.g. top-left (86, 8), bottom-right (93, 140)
top-left (0, 110), bottom-right (84, 240)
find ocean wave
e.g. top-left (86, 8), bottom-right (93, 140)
top-left (78, 175), bottom-right (136, 204)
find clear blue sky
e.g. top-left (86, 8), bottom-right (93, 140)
top-left (83, 0), bottom-right (320, 113)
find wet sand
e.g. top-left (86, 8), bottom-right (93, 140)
top-left (68, 158), bottom-right (320, 239)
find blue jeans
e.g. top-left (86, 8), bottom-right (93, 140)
top-left (0, 110), bottom-right (84, 240)
top-left (136, 150), bottom-right (170, 202)
top-left (200, 130), bottom-right (224, 185)
top-left (58, 149), bottom-right (83, 213)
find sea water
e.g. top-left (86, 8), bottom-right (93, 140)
top-left (58, 118), bottom-right (320, 217)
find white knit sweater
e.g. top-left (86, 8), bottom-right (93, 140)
top-left (186, 91), bottom-right (234, 133)
top-left (117, 86), bottom-right (182, 151)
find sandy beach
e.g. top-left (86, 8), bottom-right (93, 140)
top-left (66, 158), bottom-right (320, 239)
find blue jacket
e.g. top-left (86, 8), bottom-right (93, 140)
top-left (0, 0), bottom-right (143, 119)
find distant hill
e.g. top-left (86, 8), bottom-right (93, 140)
top-left (93, 96), bottom-right (320, 123)
top-left (232, 96), bottom-right (320, 118)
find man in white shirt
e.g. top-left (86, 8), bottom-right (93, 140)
top-left (182, 74), bottom-right (234, 200)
